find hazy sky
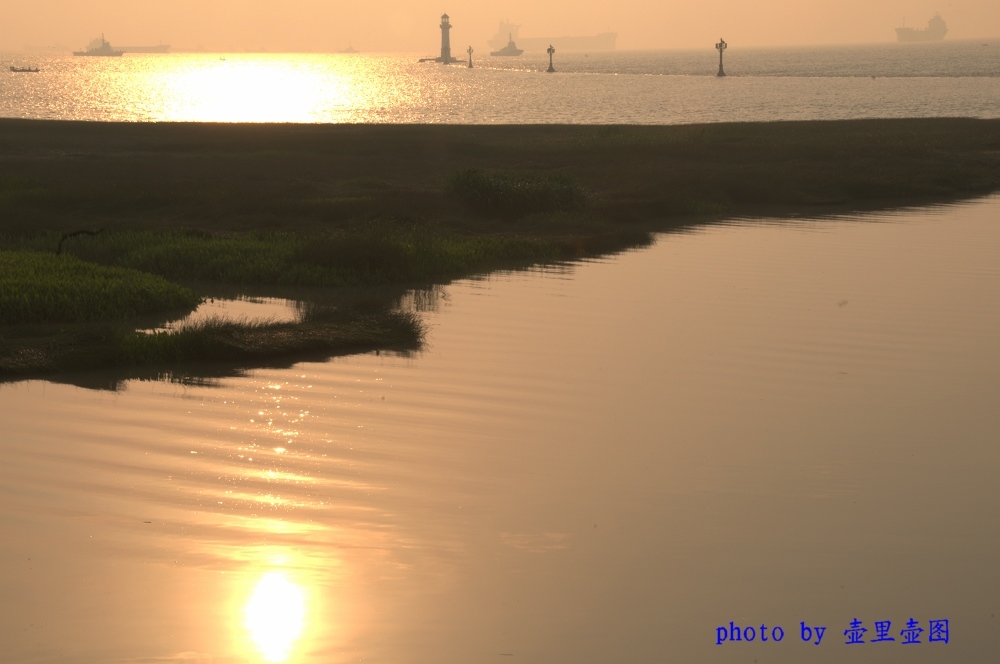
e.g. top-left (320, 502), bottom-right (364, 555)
top-left (4, 0), bottom-right (999, 52)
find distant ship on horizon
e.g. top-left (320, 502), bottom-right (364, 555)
top-left (73, 35), bottom-right (124, 56)
top-left (488, 21), bottom-right (616, 53)
top-left (896, 14), bottom-right (948, 42)
top-left (490, 34), bottom-right (524, 56)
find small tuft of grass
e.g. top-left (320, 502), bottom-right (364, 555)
top-left (448, 168), bottom-right (587, 218)
top-left (118, 310), bottom-right (423, 364)
top-left (0, 309), bottom-right (424, 379)
top-left (0, 251), bottom-right (200, 325)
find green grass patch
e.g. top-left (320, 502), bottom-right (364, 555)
top-left (448, 168), bottom-right (587, 217)
top-left (0, 251), bottom-right (199, 325)
top-left (8, 226), bottom-right (564, 288)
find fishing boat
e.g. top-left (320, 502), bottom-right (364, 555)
top-left (490, 34), bottom-right (523, 56)
top-left (10, 66), bottom-right (40, 72)
top-left (73, 34), bottom-right (124, 56)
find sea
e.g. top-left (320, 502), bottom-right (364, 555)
top-left (2, 40), bottom-right (1000, 124)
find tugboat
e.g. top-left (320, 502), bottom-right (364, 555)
top-left (73, 34), bottom-right (124, 56)
top-left (490, 33), bottom-right (523, 56)
top-left (896, 15), bottom-right (948, 42)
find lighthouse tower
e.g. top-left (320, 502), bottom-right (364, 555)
top-left (440, 14), bottom-right (453, 62)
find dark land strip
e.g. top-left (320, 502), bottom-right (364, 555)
top-left (2, 118), bottom-right (999, 386)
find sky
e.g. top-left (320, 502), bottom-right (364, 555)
top-left (3, 0), bottom-right (999, 53)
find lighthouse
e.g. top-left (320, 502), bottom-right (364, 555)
top-left (440, 14), bottom-right (453, 63)
top-left (418, 12), bottom-right (460, 63)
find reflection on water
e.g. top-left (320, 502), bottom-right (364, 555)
top-left (1, 197), bottom-right (999, 662)
top-left (245, 571), bottom-right (307, 662)
top-left (158, 59), bottom-right (357, 123)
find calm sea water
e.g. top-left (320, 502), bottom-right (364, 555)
top-left (2, 41), bottom-right (1000, 123)
top-left (2, 197), bottom-right (999, 663)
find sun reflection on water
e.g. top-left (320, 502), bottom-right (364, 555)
top-left (148, 55), bottom-right (376, 123)
top-left (244, 570), bottom-right (307, 662)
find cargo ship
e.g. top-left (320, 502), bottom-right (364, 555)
top-left (73, 35), bottom-right (124, 56)
top-left (896, 14), bottom-right (947, 42)
top-left (488, 21), bottom-right (616, 53)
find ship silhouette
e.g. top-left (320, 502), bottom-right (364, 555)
top-left (490, 34), bottom-right (523, 56)
top-left (896, 15), bottom-right (947, 42)
top-left (73, 35), bottom-right (124, 56)
top-left (488, 21), bottom-right (616, 53)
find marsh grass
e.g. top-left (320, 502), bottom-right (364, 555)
top-left (6, 119), bottom-right (997, 236)
top-left (0, 309), bottom-right (423, 379)
top-left (0, 251), bottom-right (199, 325)
top-left (118, 310), bottom-right (422, 364)
top-left (4, 226), bottom-right (565, 287)
top-left (0, 176), bottom-right (45, 205)
top-left (448, 168), bottom-right (586, 217)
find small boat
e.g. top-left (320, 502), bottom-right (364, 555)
top-left (490, 34), bottom-right (523, 57)
top-left (10, 66), bottom-right (40, 72)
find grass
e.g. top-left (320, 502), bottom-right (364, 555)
top-left (3, 226), bottom-right (575, 288)
top-left (0, 251), bottom-right (199, 324)
top-left (447, 168), bottom-right (587, 217)
top-left (0, 309), bottom-right (423, 379)
top-left (2, 119), bottom-right (999, 236)
top-left (120, 309), bottom-right (422, 365)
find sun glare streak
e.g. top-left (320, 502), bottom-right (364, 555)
top-left (244, 571), bottom-right (307, 662)
top-left (155, 55), bottom-right (361, 122)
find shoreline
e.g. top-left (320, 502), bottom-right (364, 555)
top-left (3, 118), bottom-right (999, 385)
